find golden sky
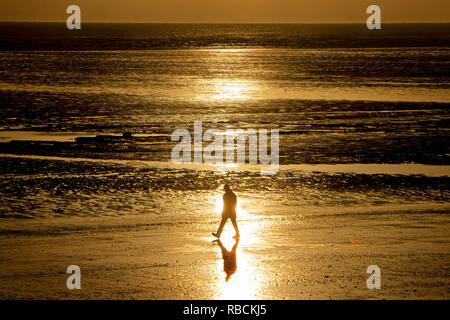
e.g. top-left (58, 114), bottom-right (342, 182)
top-left (0, 0), bottom-right (449, 23)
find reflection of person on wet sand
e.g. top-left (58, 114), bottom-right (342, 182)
top-left (214, 239), bottom-right (239, 282)
top-left (212, 184), bottom-right (240, 239)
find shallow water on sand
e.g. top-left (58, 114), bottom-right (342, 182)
top-left (1, 44), bottom-right (449, 165)
top-left (0, 23), bottom-right (449, 300)
top-left (0, 155), bottom-right (448, 220)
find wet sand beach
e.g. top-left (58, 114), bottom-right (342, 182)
top-left (0, 155), bottom-right (448, 299)
top-left (0, 23), bottom-right (449, 300)
top-left (0, 205), bottom-right (448, 299)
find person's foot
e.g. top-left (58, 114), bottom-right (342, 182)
top-left (233, 234), bottom-right (240, 239)
top-left (212, 232), bottom-right (220, 238)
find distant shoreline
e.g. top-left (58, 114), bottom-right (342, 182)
top-left (1, 21), bottom-right (450, 25)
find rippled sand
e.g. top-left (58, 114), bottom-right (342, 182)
top-left (0, 156), bottom-right (448, 299)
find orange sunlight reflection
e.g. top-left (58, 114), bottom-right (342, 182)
top-left (213, 193), bottom-right (247, 218)
top-left (212, 194), bottom-right (263, 300)
top-left (210, 79), bottom-right (256, 101)
top-left (199, 49), bottom-right (261, 102)
top-left (214, 240), bottom-right (260, 300)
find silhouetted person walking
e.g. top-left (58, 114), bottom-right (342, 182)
top-left (212, 184), bottom-right (240, 239)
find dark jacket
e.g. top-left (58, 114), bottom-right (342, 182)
top-left (222, 191), bottom-right (237, 217)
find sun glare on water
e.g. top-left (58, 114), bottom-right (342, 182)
top-left (210, 79), bottom-right (256, 101)
top-left (211, 193), bottom-right (264, 299)
top-left (213, 194), bottom-right (247, 219)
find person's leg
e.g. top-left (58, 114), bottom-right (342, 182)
top-left (215, 216), bottom-right (228, 237)
top-left (231, 217), bottom-right (240, 237)
top-left (215, 239), bottom-right (226, 252)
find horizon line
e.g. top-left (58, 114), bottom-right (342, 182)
top-left (1, 20), bottom-right (450, 24)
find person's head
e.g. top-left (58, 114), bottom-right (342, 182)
top-left (224, 184), bottom-right (231, 192)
